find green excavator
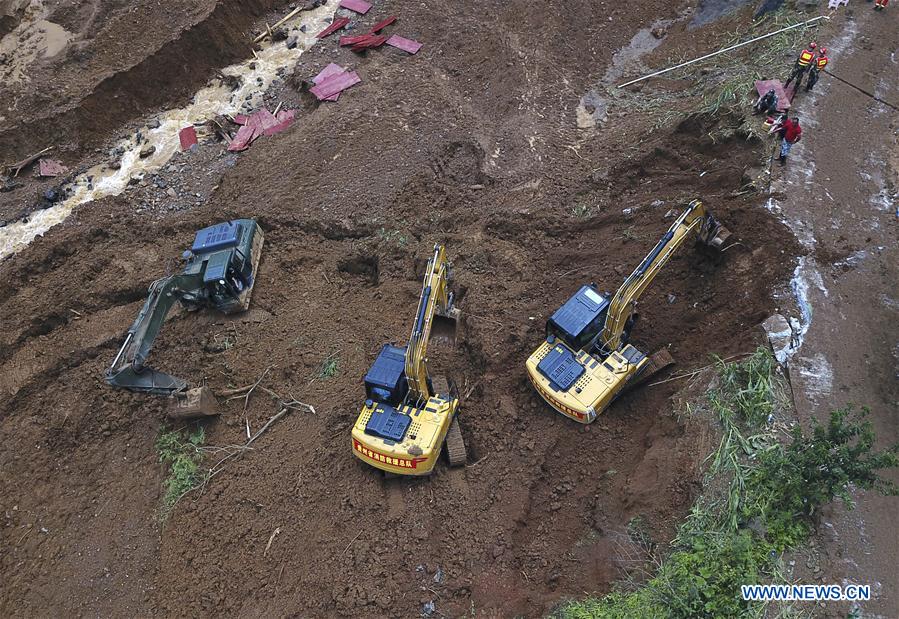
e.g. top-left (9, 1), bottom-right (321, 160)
top-left (106, 219), bottom-right (264, 416)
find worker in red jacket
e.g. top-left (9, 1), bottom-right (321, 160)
top-left (806, 47), bottom-right (829, 92)
top-left (778, 115), bottom-right (802, 165)
top-left (785, 42), bottom-right (817, 89)
top-left (875, 0), bottom-right (888, 10)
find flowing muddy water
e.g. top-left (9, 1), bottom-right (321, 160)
top-left (0, 2), bottom-right (339, 261)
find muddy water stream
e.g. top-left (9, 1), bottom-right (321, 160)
top-left (0, 2), bottom-right (338, 260)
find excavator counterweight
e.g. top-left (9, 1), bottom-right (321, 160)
top-left (105, 219), bottom-right (264, 417)
top-left (525, 200), bottom-right (729, 423)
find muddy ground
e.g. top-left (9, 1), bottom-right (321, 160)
top-left (0, 0), bottom-right (812, 617)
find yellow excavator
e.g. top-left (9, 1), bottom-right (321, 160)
top-left (352, 244), bottom-right (467, 475)
top-left (526, 200), bottom-right (730, 423)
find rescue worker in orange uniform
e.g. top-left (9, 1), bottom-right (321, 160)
top-left (805, 47), bottom-right (829, 92)
top-left (785, 42), bottom-right (817, 90)
top-left (874, 0), bottom-right (888, 10)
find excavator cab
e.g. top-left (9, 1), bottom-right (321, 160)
top-left (106, 219), bottom-right (264, 418)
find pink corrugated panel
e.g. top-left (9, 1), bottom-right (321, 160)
top-left (264, 110), bottom-right (296, 136)
top-left (38, 159), bottom-right (68, 177)
top-left (179, 126), bottom-right (198, 151)
top-left (313, 63), bottom-right (346, 101)
top-left (246, 108), bottom-right (279, 132)
top-left (227, 124), bottom-right (258, 152)
top-left (310, 71), bottom-right (361, 100)
top-left (339, 0), bottom-right (371, 14)
top-left (386, 34), bottom-right (422, 54)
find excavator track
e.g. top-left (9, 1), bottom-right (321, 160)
top-left (445, 416), bottom-right (467, 467)
top-left (238, 227), bottom-right (265, 312)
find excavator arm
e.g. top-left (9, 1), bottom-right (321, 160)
top-left (105, 272), bottom-right (203, 395)
top-left (600, 200), bottom-right (727, 353)
top-left (404, 244), bottom-right (455, 402)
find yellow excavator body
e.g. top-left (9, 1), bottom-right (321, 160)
top-left (351, 244), bottom-right (466, 475)
top-left (352, 392), bottom-right (459, 476)
top-left (526, 200), bottom-right (727, 423)
top-left (526, 342), bottom-right (649, 424)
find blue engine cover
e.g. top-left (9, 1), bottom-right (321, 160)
top-left (364, 403), bottom-right (411, 442)
top-left (191, 221), bottom-right (243, 254)
top-left (548, 285), bottom-right (610, 349)
top-left (364, 344), bottom-right (408, 405)
top-left (537, 344), bottom-right (585, 392)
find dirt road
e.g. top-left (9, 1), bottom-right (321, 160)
top-left (767, 6), bottom-right (899, 617)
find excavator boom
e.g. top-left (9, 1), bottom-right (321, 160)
top-left (600, 200), bottom-right (726, 352)
top-left (405, 244), bottom-right (456, 402)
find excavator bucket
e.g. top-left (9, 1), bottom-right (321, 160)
top-left (167, 387), bottom-right (220, 420)
top-left (698, 215), bottom-right (732, 251)
top-left (432, 307), bottom-right (460, 346)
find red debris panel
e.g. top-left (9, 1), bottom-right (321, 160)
top-left (38, 159), bottom-right (68, 177)
top-left (264, 110), bottom-right (296, 136)
top-left (317, 17), bottom-right (350, 39)
top-left (369, 16), bottom-right (397, 33)
top-left (386, 34), bottom-right (422, 55)
top-left (233, 114), bottom-right (249, 125)
top-left (339, 0), bottom-right (371, 14)
top-left (228, 125), bottom-right (257, 152)
top-left (227, 107), bottom-right (296, 151)
top-left (313, 63), bottom-right (347, 101)
top-left (350, 34), bottom-right (387, 52)
top-left (179, 126), bottom-right (198, 151)
top-left (339, 34), bottom-right (372, 47)
top-left (754, 79), bottom-right (792, 112)
top-left (310, 71), bottom-right (361, 100)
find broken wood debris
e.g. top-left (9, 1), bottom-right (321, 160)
top-left (386, 34), bottom-right (422, 55)
top-left (38, 159), bottom-right (68, 177)
top-left (4, 146), bottom-right (54, 177)
top-left (339, 0), bottom-right (372, 15)
top-left (317, 17), bottom-right (350, 39)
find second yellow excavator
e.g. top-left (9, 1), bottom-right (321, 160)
top-left (351, 244), bottom-right (467, 475)
top-left (526, 200), bottom-right (730, 423)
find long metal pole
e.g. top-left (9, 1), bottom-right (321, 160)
top-left (617, 15), bottom-right (829, 89)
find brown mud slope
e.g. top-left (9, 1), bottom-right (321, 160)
top-left (1, 0), bottom-right (799, 616)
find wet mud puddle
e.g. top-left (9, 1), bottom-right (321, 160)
top-left (0, 2), bottom-right (338, 261)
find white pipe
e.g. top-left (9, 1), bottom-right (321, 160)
top-left (617, 15), bottom-right (830, 89)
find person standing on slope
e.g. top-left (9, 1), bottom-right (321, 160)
top-left (874, 0), bottom-right (888, 11)
top-left (785, 42), bottom-right (817, 90)
top-left (777, 115), bottom-right (802, 166)
top-left (806, 47), bottom-right (829, 92)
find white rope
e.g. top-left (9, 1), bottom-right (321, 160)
top-left (617, 15), bottom-right (830, 89)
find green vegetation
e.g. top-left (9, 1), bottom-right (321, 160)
top-left (156, 425), bottom-right (208, 517)
top-left (377, 227), bottom-right (409, 247)
top-left (317, 352), bottom-right (340, 379)
top-left (559, 348), bottom-right (899, 619)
